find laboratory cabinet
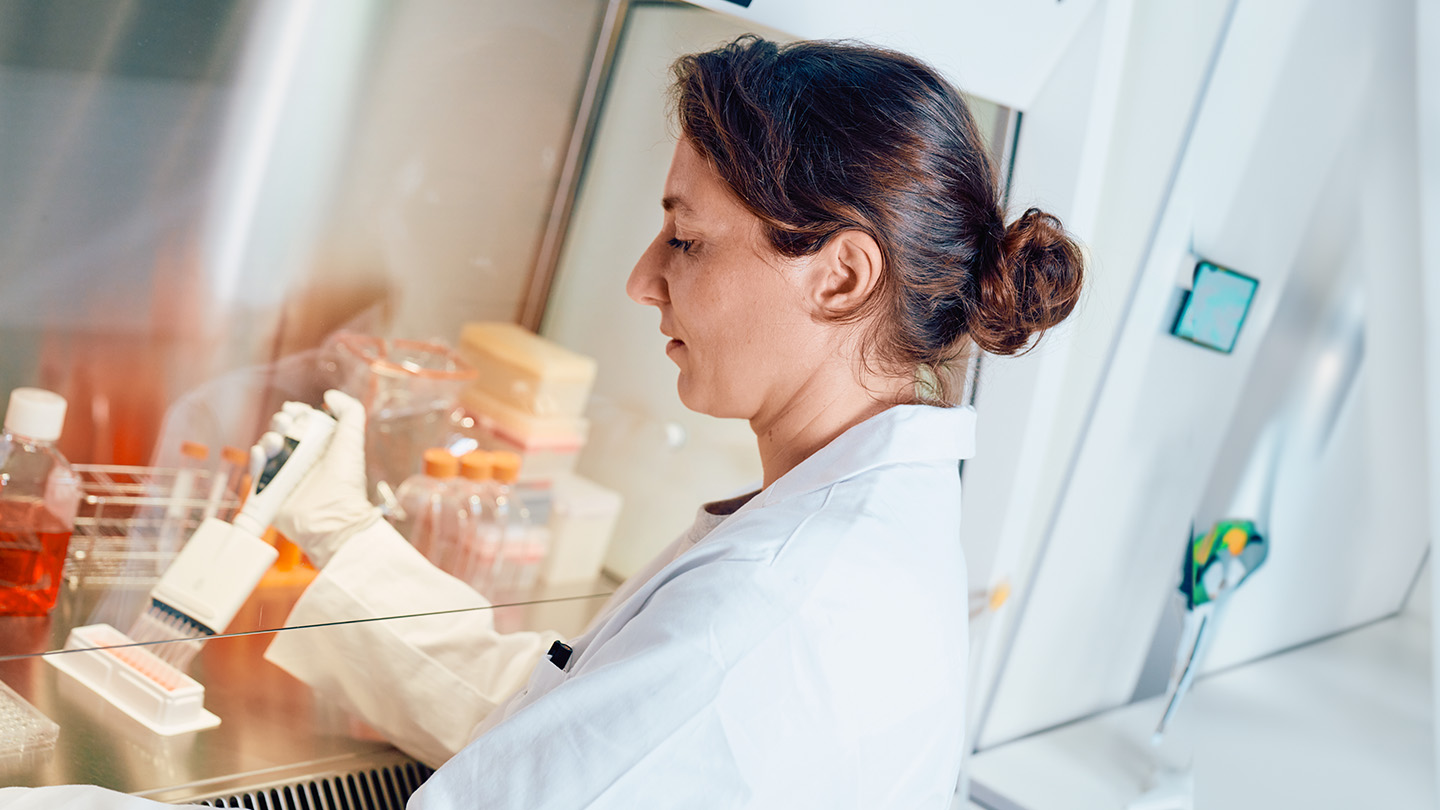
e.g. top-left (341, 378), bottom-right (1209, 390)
top-left (957, 0), bottom-right (1440, 807)
top-left (2, 0), bottom-right (1438, 807)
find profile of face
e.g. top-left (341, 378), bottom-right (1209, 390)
top-left (626, 140), bottom-right (844, 422)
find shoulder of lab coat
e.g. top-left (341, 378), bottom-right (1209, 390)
top-left (263, 518), bottom-right (560, 768)
top-left (411, 404), bottom-right (974, 809)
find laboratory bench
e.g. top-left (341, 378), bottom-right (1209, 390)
top-left (966, 613), bottom-right (1435, 810)
top-left (0, 572), bottom-right (615, 805)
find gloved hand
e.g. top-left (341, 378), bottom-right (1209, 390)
top-left (257, 389), bottom-right (382, 568)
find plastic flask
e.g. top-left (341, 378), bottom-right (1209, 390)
top-left (202, 445), bottom-right (250, 522)
top-left (159, 441), bottom-right (208, 553)
top-left (449, 451), bottom-right (498, 589)
top-left (0, 389), bottom-right (82, 616)
top-left (392, 448), bottom-right (460, 561)
top-left (488, 451), bottom-right (532, 600)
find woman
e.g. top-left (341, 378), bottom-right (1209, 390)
top-left (0, 35), bottom-right (1080, 809)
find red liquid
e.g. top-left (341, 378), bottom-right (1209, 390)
top-left (0, 498), bottom-right (74, 616)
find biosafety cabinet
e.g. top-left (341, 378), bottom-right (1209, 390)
top-left (945, 1), bottom-right (1440, 808)
top-left (0, 0), bottom-right (1436, 808)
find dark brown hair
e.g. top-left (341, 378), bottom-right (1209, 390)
top-left (672, 36), bottom-right (1083, 401)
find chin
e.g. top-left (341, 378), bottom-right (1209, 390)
top-left (676, 378), bottom-right (749, 420)
top-left (675, 377), bottom-right (709, 415)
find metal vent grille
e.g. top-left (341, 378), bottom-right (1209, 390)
top-left (184, 760), bottom-right (433, 810)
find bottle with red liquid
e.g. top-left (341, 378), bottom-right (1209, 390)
top-left (0, 388), bottom-right (81, 616)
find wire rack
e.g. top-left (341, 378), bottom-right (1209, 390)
top-left (66, 464), bottom-right (243, 588)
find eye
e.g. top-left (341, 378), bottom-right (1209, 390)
top-left (667, 237), bottom-right (695, 254)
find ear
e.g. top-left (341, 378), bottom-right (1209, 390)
top-left (809, 230), bottom-right (884, 314)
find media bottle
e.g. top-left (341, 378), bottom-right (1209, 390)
top-left (449, 450), bottom-right (498, 590)
top-left (159, 441), bottom-right (208, 554)
top-left (203, 445), bottom-right (251, 523)
top-left (487, 451), bottom-right (535, 600)
top-left (0, 388), bottom-right (82, 616)
top-left (511, 486), bottom-right (550, 595)
top-left (391, 448), bottom-right (460, 561)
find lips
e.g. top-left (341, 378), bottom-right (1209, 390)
top-left (661, 324), bottom-right (686, 358)
top-left (660, 323), bottom-right (684, 348)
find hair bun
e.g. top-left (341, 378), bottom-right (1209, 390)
top-left (969, 207), bottom-right (1084, 356)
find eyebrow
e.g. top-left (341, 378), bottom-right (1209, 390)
top-left (661, 195), bottom-right (691, 213)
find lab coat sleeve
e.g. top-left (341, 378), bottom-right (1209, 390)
top-left (0, 786), bottom-right (200, 809)
top-left (263, 519), bottom-right (560, 768)
top-left (408, 555), bottom-right (787, 809)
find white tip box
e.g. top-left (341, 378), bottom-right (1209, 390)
top-left (544, 474), bottom-right (622, 584)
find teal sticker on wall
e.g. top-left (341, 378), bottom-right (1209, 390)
top-left (1171, 261), bottom-right (1259, 354)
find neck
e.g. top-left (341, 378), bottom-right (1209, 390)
top-left (750, 365), bottom-right (911, 488)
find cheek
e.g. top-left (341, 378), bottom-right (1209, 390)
top-left (685, 277), bottom-right (762, 351)
top-left (698, 278), bottom-right (799, 383)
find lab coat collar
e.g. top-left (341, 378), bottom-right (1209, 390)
top-left (758, 404), bottom-right (976, 508)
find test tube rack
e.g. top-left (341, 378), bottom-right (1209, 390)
top-left (67, 464), bottom-right (242, 588)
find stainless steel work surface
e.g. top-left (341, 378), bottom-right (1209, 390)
top-left (0, 576), bottom-right (613, 797)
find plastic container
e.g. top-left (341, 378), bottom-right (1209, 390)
top-left (487, 451), bottom-right (538, 599)
top-left (544, 474), bottom-right (622, 585)
top-left (322, 333), bottom-right (476, 501)
top-left (159, 441), bottom-right (208, 554)
top-left (0, 388), bottom-right (82, 616)
top-left (461, 387), bottom-right (587, 482)
top-left (512, 485), bottom-right (553, 593)
top-left (46, 623), bottom-right (219, 735)
top-left (391, 448), bottom-right (460, 561)
top-left (457, 322), bottom-right (597, 417)
top-left (203, 445), bottom-right (250, 523)
top-left (448, 451), bottom-right (499, 589)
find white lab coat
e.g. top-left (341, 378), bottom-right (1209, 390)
top-left (0, 403), bottom-right (975, 808)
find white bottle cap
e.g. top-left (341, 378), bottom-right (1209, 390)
top-left (5, 388), bottom-right (68, 442)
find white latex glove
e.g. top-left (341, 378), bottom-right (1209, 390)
top-left (257, 389), bottom-right (381, 568)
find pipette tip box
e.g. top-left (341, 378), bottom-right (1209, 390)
top-left (0, 677), bottom-right (58, 763)
top-left (45, 623), bottom-right (220, 736)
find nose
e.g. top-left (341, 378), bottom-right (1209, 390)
top-left (626, 238), bottom-right (669, 307)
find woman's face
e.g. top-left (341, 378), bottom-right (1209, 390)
top-left (627, 139), bottom-right (824, 421)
